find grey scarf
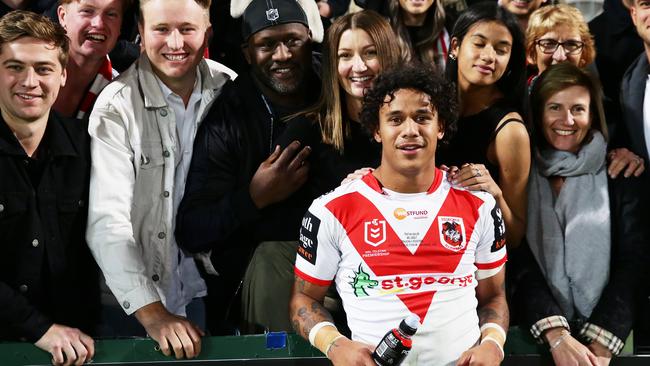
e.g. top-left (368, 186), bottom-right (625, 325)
top-left (526, 131), bottom-right (610, 319)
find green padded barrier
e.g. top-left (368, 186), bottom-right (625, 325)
top-left (0, 329), bottom-right (645, 366)
top-left (1, 333), bottom-right (324, 365)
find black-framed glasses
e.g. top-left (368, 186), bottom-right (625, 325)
top-left (535, 39), bottom-right (585, 55)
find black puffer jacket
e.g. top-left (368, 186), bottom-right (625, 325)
top-left (176, 66), bottom-right (321, 269)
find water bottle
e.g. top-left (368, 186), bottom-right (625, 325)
top-left (372, 313), bottom-right (420, 366)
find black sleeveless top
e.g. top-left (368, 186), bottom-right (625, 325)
top-left (437, 101), bottom-right (523, 182)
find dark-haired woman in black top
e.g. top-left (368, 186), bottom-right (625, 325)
top-left (438, 2), bottom-right (530, 249)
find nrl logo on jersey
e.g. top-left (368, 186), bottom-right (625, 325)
top-left (438, 216), bottom-right (467, 252)
top-left (364, 219), bottom-right (386, 246)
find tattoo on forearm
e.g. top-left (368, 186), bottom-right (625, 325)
top-left (301, 300), bottom-right (333, 337)
top-left (478, 307), bottom-right (500, 324)
top-left (478, 299), bottom-right (509, 330)
top-left (292, 319), bottom-right (301, 334)
top-left (311, 300), bottom-right (331, 319)
top-left (291, 276), bottom-right (336, 339)
top-left (291, 297), bottom-right (334, 338)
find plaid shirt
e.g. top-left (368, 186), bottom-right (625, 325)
top-left (580, 322), bottom-right (625, 355)
top-left (530, 316), bottom-right (624, 355)
top-left (530, 315), bottom-right (571, 340)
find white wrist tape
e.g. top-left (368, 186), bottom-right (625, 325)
top-left (308, 321), bottom-right (336, 347)
top-left (480, 323), bottom-right (507, 341)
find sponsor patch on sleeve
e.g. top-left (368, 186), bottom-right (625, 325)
top-left (298, 211), bottom-right (320, 265)
top-left (490, 203), bottom-right (506, 252)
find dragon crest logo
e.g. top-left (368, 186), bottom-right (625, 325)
top-left (438, 216), bottom-right (467, 252)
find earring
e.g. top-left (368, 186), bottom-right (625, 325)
top-left (449, 53), bottom-right (457, 61)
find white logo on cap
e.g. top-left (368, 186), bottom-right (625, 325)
top-left (266, 8), bottom-right (279, 21)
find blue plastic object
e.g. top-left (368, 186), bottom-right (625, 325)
top-left (265, 332), bottom-right (288, 350)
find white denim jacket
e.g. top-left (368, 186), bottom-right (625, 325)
top-left (87, 54), bottom-right (235, 315)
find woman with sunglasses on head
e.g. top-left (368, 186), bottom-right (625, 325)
top-left (526, 4), bottom-right (645, 179)
top-left (513, 63), bottom-right (648, 366)
top-left (438, 2), bottom-right (530, 249)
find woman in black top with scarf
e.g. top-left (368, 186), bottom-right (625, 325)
top-left (514, 62), bottom-right (648, 366)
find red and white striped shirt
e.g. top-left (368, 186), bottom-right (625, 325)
top-left (75, 56), bottom-right (117, 120)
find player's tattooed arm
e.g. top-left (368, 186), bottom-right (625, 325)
top-left (291, 276), bottom-right (377, 364)
top-left (457, 268), bottom-right (508, 364)
top-left (476, 267), bottom-right (509, 331)
top-left (290, 276), bottom-right (333, 339)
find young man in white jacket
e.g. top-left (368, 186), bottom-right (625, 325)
top-left (86, 0), bottom-right (235, 359)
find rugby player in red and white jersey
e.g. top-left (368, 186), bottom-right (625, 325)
top-left (290, 64), bottom-right (509, 366)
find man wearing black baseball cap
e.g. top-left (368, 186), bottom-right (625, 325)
top-left (176, 0), bottom-right (323, 334)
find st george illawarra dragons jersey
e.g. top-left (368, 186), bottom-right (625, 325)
top-left (294, 170), bottom-right (507, 365)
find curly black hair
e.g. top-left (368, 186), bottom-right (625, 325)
top-left (360, 63), bottom-right (458, 145)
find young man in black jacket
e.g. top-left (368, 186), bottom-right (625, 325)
top-left (0, 10), bottom-right (99, 365)
top-left (176, 0), bottom-right (323, 334)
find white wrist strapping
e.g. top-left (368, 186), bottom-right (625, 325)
top-left (480, 323), bottom-right (506, 360)
top-left (308, 321), bottom-right (336, 347)
top-left (480, 323), bottom-right (507, 340)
